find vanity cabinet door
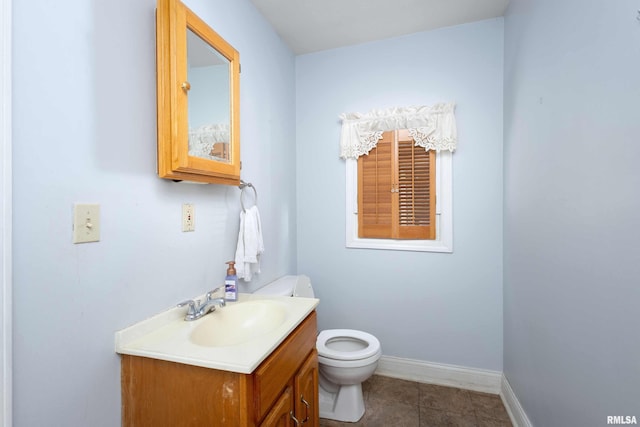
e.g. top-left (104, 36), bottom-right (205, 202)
top-left (259, 385), bottom-right (294, 427)
top-left (294, 350), bottom-right (319, 427)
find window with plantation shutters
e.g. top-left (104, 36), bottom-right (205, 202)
top-left (358, 129), bottom-right (436, 240)
top-left (341, 104), bottom-right (455, 253)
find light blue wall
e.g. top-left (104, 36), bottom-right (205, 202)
top-left (503, 0), bottom-right (640, 425)
top-left (296, 19), bottom-right (504, 370)
top-left (11, 0), bottom-right (295, 425)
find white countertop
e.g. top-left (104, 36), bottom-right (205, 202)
top-left (115, 293), bottom-right (319, 374)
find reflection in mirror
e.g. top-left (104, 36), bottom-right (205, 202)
top-left (186, 29), bottom-right (231, 163)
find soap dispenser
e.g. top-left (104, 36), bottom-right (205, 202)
top-left (224, 261), bottom-right (238, 302)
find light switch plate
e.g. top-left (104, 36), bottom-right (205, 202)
top-left (73, 203), bottom-right (100, 243)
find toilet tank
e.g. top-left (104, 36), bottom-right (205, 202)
top-left (254, 275), bottom-right (315, 298)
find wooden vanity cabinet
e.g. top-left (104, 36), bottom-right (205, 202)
top-left (121, 311), bottom-right (318, 427)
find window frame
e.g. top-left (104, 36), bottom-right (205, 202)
top-left (345, 150), bottom-right (453, 253)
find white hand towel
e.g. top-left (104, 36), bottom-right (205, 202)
top-left (234, 205), bottom-right (264, 281)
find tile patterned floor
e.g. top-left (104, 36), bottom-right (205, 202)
top-left (319, 375), bottom-right (513, 427)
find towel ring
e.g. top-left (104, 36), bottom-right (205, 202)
top-left (239, 180), bottom-right (258, 212)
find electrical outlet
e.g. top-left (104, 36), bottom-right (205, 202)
top-left (73, 203), bottom-right (100, 243)
top-left (182, 203), bottom-right (195, 232)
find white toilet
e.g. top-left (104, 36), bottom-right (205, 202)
top-left (254, 275), bottom-right (382, 422)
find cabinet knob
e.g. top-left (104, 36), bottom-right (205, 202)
top-left (181, 81), bottom-right (191, 91)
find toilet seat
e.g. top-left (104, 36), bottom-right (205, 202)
top-left (316, 329), bottom-right (381, 361)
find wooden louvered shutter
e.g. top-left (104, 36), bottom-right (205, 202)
top-left (358, 130), bottom-right (436, 240)
top-left (396, 130), bottom-right (436, 239)
top-left (358, 132), bottom-right (393, 238)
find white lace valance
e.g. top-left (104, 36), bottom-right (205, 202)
top-left (339, 103), bottom-right (457, 159)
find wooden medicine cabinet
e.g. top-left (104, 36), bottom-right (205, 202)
top-left (156, 0), bottom-right (240, 185)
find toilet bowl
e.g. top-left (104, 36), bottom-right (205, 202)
top-left (254, 275), bottom-right (382, 422)
top-left (316, 329), bottom-right (381, 422)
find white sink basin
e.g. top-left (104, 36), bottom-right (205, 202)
top-left (115, 293), bottom-right (319, 373)
top-left (190, 300), bottom-right (288, 347)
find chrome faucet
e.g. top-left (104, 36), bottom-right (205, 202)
top-left (177, 287), bottom-right (226, 321)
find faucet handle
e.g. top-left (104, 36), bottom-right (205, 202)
top-left (177, 299), bottom-right (197, 316)
top-left (206, 286), bottom-right (224, 301)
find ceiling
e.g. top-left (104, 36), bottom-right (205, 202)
top-left (249, 0), bottom-right (510, 55)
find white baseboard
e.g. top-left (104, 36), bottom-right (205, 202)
top-left (374, 355), bottom-right (502, 394)
top-left (500, 374), bottom-right (532, 427)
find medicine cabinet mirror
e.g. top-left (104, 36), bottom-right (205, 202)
top-left (156, 0), bottom-right (241, 185)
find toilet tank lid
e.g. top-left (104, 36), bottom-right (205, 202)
top-left (253, 275), bottom-right (298, 296)
top-left (253, 275), bottom-right (314, 298)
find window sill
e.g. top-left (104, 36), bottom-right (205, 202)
top-left (346, 239), bottom-right (453, 253)
top-left (346, 227), bottom-right (453, 253)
